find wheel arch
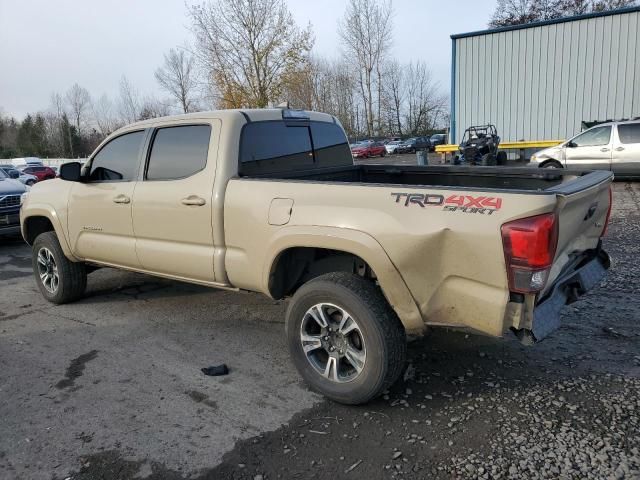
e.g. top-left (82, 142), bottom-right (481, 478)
top-left (21, 205), bottom-right (78, 261)
top-left (263, 226), bottom-right (424, 333)
top-left (539, 158), bottom-right (563, 168)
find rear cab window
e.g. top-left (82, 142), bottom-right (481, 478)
top-left (239, 120), bottom-right (352, 176)
top-left (146, 125), bottom-right (211, 180)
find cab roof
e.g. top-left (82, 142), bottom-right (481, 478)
top-left (121, 108), bottom-right (336, 131)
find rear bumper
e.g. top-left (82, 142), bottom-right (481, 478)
top-left (530, 248), bottom-right (610, 342)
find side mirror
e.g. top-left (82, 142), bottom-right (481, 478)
top-left (566, 141), bottom-right (577, 148)
top-left (60, 162), bottom-right (82, 182)
top-left (8, 170), bottom-right (19, 179)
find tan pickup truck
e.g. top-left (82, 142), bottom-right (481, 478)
top-left (20, 109), bottom-right (612, 404)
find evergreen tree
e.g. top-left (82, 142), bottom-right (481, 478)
top-left (17, 114), bottom-right (35, 156)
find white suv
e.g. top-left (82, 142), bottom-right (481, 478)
top-left (530, 120), bottom-right (640, 178)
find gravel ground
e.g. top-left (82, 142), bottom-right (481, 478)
top-left (1, 181), bottom-right (638, 480)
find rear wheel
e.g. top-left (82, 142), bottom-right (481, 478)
top-left (496, 151), bottom-right (507, 166)
top-left (286, 272), bottom-right (406, 404)
top-left (380, 150), bottom-right (386, 157)
top-left (26, 179), bottom-right (35, 186)
top-left (32, 232), bottom-right (87, 304)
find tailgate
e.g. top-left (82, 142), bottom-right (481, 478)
top-left (520, 171), bottom-right (612, 343)
top-left (544, 171), bottom-right (612, 293)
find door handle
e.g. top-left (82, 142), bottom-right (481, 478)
top-left (615, 147), bottom-right (625, 151)
top-left (113, 194), bottom-right (130, 204)
top-left (181, 195), bottom-right (206, 206)
top-left (600, 148), bottom-right (610, 152)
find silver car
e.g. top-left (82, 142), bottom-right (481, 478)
top-left (0, 166), bottom-right (37, 186)
top-left (529, 120), bottom-right (640, 178)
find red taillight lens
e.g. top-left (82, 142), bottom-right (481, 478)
top-left (501, 213), bottom-right (558, 293)
top-left (601, 186), bottom-right (612, 237)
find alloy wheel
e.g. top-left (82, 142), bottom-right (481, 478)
top-left (300, 303), bottom-right (366, 383)
top-left (37, 247), bottom-right (59, 293)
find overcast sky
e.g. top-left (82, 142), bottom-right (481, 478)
top-left (0, 0), bottom-right (494, 119)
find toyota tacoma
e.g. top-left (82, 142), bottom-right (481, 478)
top-left (20, 109), bottom-right (612, 404)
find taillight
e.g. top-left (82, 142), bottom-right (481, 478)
top-left (501, 213), bottom-right (558, 294)
top-left (601, 187), bottom-right (613, 237)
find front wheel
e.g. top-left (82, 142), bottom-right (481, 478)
top-left (26, 179), bottom-right (35, 186)
top-left (380, 150), bottom-right (386, 157)
top-left (286, 272), bottom-right (406, 404)
top-left (541, 160), bottom-right (562, 169)
top-left (32, 231), bottom-right (87, 304)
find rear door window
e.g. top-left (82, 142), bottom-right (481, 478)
top-left (89, 131), bottom-right (145, 182)
top-left (146, 125), bottom-right (211, 180)
top-left (618, 124), bottom-right (640, 144)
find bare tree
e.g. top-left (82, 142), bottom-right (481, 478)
top-left (118, 76), bottom-right (140, 123)
top-left (155, 48), bottom-right (199, 113)
top-left (188, 0), bottom-right (313, 108)
top-left (339, 0), bottom-right (392, 136)
top-left (489, 0), bottom-right (637, 26)
top-left (404, 61), bottom-right (447, 135)
top-left (91, 94), bottom-right (121, 136)
top-left (138, 96), bottom-right (172, 120)
top-left (382, 59), bottom-right (405, 136)
top-left (65, 83), bottom-right (91, 134)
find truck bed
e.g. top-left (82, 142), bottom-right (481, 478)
top-left (242, 164), bottom-right (607, 193)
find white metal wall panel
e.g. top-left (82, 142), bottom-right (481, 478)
top-left (452, 9), bottom-right (640, 143)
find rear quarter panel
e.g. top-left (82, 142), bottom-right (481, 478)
top-left (224, 179), bottom-right (558, 336)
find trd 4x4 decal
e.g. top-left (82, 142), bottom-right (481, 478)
top-left (390, 192), bottom-right (502, 215)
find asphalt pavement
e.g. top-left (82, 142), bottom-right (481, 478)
top-left (1, 181), bottom-right (639, 480)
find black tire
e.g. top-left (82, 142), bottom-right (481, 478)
top-left (32, 231), bottom-right (87, 304)
top-left (541, 160), bottom-right (562, 169)
top-left (380, 150), bottom-right (386, 157)
top-left (496, 151), bottom-right (507, 166)
top-left (286, 272), bottom-right (406, 404)
top-left (480, 153), bottom-right (494, 166)
top-left (26, 179), bottom-right (36, 186)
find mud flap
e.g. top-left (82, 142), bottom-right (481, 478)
top-left (531, 250), bottom-right (609, 342)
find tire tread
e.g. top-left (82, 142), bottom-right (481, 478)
top-left (33, 231), bottom-right (87, 304)
top-left (286, 272), bottom-right (406, 404)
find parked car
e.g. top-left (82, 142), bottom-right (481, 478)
top-left (11, 157), bottom-right (43, 167)
top-left (396, 136), bottom-right (431, 153)
top-left (385, 140), bottom-right (403, 154)
top-left (0, 165), bottom-right (38, 186)
top-left (20, 165), bottom-right (57, 181)
top-left (351, 141), bottom-right (386, 158)
top-left (529, 120), bottom-right (640, 178)
top-left (0, 167), bottom-right (28, 237)
top-left (21, 108), bottom-right (612, 404)
top-left (429, 133), bottom-right (447, 150)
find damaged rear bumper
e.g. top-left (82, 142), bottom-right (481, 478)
top-left (513, 247), bottom-right (610, 343)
